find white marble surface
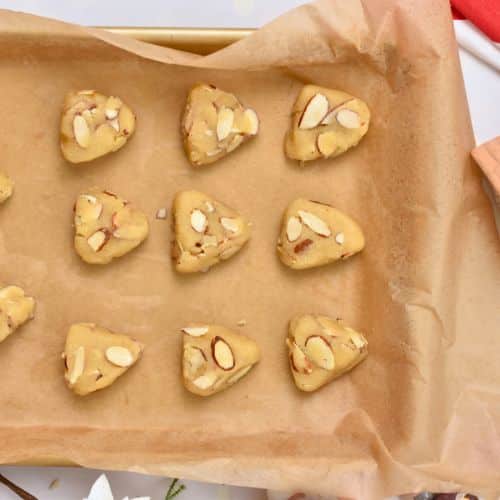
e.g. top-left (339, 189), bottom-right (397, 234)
top-left (0, 1), bottom-right (498, 499)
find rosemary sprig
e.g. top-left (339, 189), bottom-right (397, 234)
top-left (0, 473), bottom-right (38, 500)
top-left (165, 478), bottom-right (186, 500)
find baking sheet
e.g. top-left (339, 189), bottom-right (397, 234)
top-left (0, 1), bottom-right (499, 498)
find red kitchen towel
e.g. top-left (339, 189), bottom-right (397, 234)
top-left (451, 0), bottom-right (500, 42)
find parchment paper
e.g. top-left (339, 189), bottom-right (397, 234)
top-left (0, 1), bottom-right (498, 498)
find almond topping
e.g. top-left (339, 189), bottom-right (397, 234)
top-left (226, 134), bottom-right (243, 152)
top-left (286, 216), bottom-right (302, 242)
top-left (216, 107), bottom-right (234, 141)
top-left (69, 346), bottom-right (85, 384)
top-left (298, 93), bottom-right (329, 129)
top-left (182, 326), bottom-right (209, 337)
top-left (211, 336), bottom-right (235, 370)
top-left (294, 238), bottom-right (313, 253)
top-left (193, 372), bottom-right (218, 390)
top-left (104, 108), bottom-right (119, 120)
top-left (241, 108), bottom-right (259, 135)
top-left (350, 332), bottom-right (367, 350)
top-left (156, 208), bottom-right (167, 219)
top-left (205, 201), bottom-right (215, 212)
top-left (190, 209), bottom-right (207, 233)
top-left (109, 119), bottom-right (120, 132)
top-left (206, 149), bottom-right (222, 157)
top-left (220, 217), bottom-right (239, 233)
top-left (336, 109), bottom-right (361, 129)
top-left (73, 115), bottom-right (90, 148)
top-left (105, 346), bottom-right (134, 367)
top-left (185, 346), bottom-right (207, 373)
top-left (87, 229), bottom-right (109, 252)
top-left (202, 234), bottom-right (218, 248)
top-left (335, 232), bottom-right (345, 245)
top-left (317, 132), bottom-right (337, 157)
top-left (289, 341), bottom-right (313, 374)
top-left (320, 99), bottom-right (355, 125)
top-left (305, 335), bottom-right (335, 370)
top-left (298, 210), bottom-right (331, 237)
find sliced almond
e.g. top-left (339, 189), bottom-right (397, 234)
top-left (78, 195), bottom-right (103, 220)
top-left (206, 149), bottom-right (222, 157)
top-left (108, 119), bottom-right (120, 132)
top-left (73, 115), bottom-right (90, 148)
top-left (104, 108), bottom-right (119, 120)
top-left (87, 229), bottom-right (109, 252)
top-left (350, 332), bottom-right (367, 350)
top-left (294, 238), bottom-right (313, 253)
top-left (156, 208), bottom-right (167, 219)
top-left (317, 132), bottom-right (337, 157)
top-left (226, 134), bottom-right (244, 153)
top-left (220, 217), bottom-right (239, 233)
top-left (227, 365), bottom-right (252, 385)
top-left (305, 335), bottom-right (335, 370)
top-left (336, 109), bottom-right (361, 129)
top-left (182, 326), bottom-right (209, 337)
top-left (193, 372), bottom-right (218, 390)
top-left (241, 108), bottom-right (259, 135)
top-left (286, 216), bottom-right (302, 242)
top-left (205, 201), bottom-right (215, 213)
top-left (298, 93), bottom-right (329, 129)
top-left (202, 234), bottom-right (218, 248)
top-left (320, 99), bottom-right (354, 125)
top-left (289, 341), bottom-right (313, 374)
top-left (297, 210), bottom-right (331, 237)
top-left (190, 209), bottom-right (207, 233)
top-left (216, 107), bottom-right (234, 141)
top-left (184, 346), bottom-right (207, 376)
top-left (105, 346), bottom-right (134, 367)
top-left (211, 336), bottom-right (235, 370)
top-left (69, 346), bottom-right (85, 384)
top-left (335, 232), bottom-right (345, 245)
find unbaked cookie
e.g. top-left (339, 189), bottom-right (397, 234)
top-left (182, 323), bottom-right (260, 396)
top-left (172, 190), bottom-right (251, 273)
top-left (0, 285), bottom-right (35, 343)
top-left (0, 171), bottom-right (14, 204)
top-left (182, 83), bottom-right (259, 166)
top-left (285, 85), bottom-right (370, 162)
top-left (62, 323), bottom-right (144, 396)
top-left (277, 198), bottom-right (364, 270)
top-left (60, 90), bottom-right (136, 163)
top-left (287, 314), bottom-right (368, 392)
top-left (74, 188), bottom-right (149, 265)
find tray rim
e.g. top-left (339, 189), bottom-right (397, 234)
top-left (99, 27), bottom-right (253, 55)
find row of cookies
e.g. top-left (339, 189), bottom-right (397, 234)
top-left (60, 84), bottom-right (370, 165)
top-left (0, 287), bottom-right (367, 396)
top-left (74, 188), bottom-right (365, 272)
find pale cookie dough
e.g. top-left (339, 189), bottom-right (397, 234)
top-left (277, 198), bottom-right (365, 270)
top-left (181, 83), bottom-right (259, 166)
top-left (182, 323), bottom-right (260, 397)
top-left (74, 187), bottom-right (149, 265)
top-left (172, 190), bottom-right (251, 273)
top-left (0, 285), bottom-right (35, 343)
top-left (287, 314), bottom-right (368, 392)
top-left (285, 85), bottom-right (370, 162)
top-left (0, 172), bottom-right (14, 203)
top-left (63, 323), bottom-right (144, 396)
top-left (60, 90), bottom-right (136, 163)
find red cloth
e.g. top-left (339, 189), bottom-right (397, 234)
top-left (451, 0), bottom-right (500, 42)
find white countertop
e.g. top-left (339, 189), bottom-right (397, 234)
top-left (0, 2), bottom-right (498, 499)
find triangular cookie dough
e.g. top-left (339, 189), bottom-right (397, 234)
top-left (182, 323), bottom-right (260, 396)
top-left (60, 90), bottom-right (136, 163)
top-left (181, 83), bottom-right (259, 166)
top-left (287, 314), bottom-right (368, 392)
top-left (0, 285), bottom-right (35, 343)
top-left (0, 171), bottom-right (14, 204)
top-left (172, 190), bottom-right (251, 273)
top-left (74, 187), bottom-right (149, 265)
top-left (277, 198), bottom-right (365, 270)
top-left (62, 323), bottom-right (144, 396)
top-left (285, 85), bottom-right (370, 162)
